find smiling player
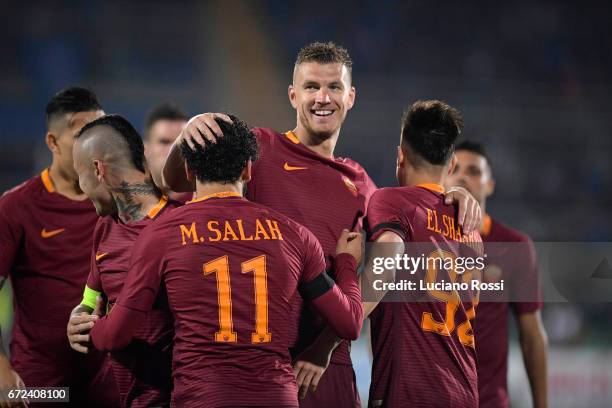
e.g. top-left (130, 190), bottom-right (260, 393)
top-left (89, 115), bottom-right (364, 407)
top-left (161, 43), bottom-right (481, 407)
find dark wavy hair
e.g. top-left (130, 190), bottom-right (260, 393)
top-left (180, 115), bottom-right (259, 183)
top-left (45, 87), bottom-right (102, 129)
top-left (401, 100), bottom-right (463, 165)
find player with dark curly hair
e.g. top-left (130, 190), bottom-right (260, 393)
top-left (89, 114), bottom-right (365, 408)
top-left (159, 42), bottom-right (481, 407)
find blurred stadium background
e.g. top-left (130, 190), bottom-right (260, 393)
top-left (1, 1), bottom-right (611, 406)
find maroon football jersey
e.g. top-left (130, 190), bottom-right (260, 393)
top-left (90, 192), bottom-right (362, 407)
top-left (366, 184), bottom-right (482, 408)
top-left (247, 128), bottom-right (377, 366)
top-left (0, 169), bottom-right (116, 402)
top-left (168, 191), bottom-right (194, 204)
top-left (87, 196), bottom-right (178, 408)
top-left (475, 215), bottom-right (542, 408)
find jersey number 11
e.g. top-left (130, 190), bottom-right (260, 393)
top-left (203, 255), bottom-right (272, 344)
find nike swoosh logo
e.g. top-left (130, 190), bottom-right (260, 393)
top-left (95, 252), bottom-right (109, 261)
top-left (40, 228), bottom-right (66, 238)
top-left (284, 162), bottom-right (308, 171)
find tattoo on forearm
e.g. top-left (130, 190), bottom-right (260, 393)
top-left (111, 179), bottom-right (161, 222)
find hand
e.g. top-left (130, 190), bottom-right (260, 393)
top-left (292, 340), bottom-right (335, 400)
top-left (91, 295), bottom-right (105, 318)
top-left (0, 357), bottom-right (28, 408)
top-left (67, 313), bottom-right (97, 354)
top-left (180, 113), bottom-right (232, 150)
top-left (67, 297), bottom-right (105, 354)
top-left (444, 186), bottom-right (482, 234)
top-left (336, 229), bottom-right (363, 265)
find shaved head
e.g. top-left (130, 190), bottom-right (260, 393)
top-left (73, 114), bottom-right (154, 217)
top-left (76, 125), bottom-right (139, 174)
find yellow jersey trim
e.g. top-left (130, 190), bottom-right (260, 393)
top-left (416, 183), bottom-right (445, 194)
top-left (481, 214), bottom-right (492, 237)
top-left (40, 169), bottom-right (55, 193)
top-left (187, 191), bottom-right (241, 204)
top-left (285, 131), bottom-right (301, 144)
top-left (147, 194), bottom-right (169, 219)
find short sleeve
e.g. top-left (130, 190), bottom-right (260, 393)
top-left (365, 189), bottom-right (410, 242)
top-left (0, 193), bottom-right (23, 278)
top-left (116, 225), bottom-right (165, 312)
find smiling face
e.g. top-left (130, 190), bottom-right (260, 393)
top-left (289, 62), bottom-right (355, 141)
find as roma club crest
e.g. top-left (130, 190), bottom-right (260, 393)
top-left (342, 176), bottom-right (359, 197)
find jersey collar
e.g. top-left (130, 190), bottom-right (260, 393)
top-left (416, 183), bottom-right (445, 194)
top-left (187, 191), bottom-right (241, 204)
top-left (285, 131), bottom-right (301, 144)
top-left (147, 194), bottom-right (169, 219)
top-left (481, 214), bottom-right (492, 237)
top-left (41, 169), bottom-right (55, 193)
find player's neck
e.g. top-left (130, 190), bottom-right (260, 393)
top-left (402, 171), bottom-right (445, 189)
top-left (48, 162), bottom-right (88, 201)
top-left (195, 182), bottom-right (243, 200)
top-left (293, 127), bottom-right (338, 159)
top-left (110, 173), bottom-right (162, 224)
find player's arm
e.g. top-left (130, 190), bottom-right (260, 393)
top-left (67, 232), bottom-right (108, 354)
top-left (517, 311), bottom-right (548, 408)
top-left (0, 278), bottom-right (28, 408)
top-left (443, 186), bottom-right (481, 234)
top-left (89, 231), bottom-right (163, 351)
top-left (299, 229), bottom-right (364, 341)
top-left (0, 199), bottom-right (28, 401)
top-left (160, 113), bottom-right (232, 192)
top-left (293, 231), bottom-right (403, 396)
top-left (66, 285), bottom-right (103, 354)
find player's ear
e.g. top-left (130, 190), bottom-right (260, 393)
top-left (45, 132), bottom-right (60, 155)
top-left (346, 86), bottom-right (356, 111)
top-left (396, 146), bottom-right (405, 167)
top-left (485, 177), bottom-right (496, 198)
top-left (288, 84), bottom-right (297, 109)
top-left (242, 160), bottom-right (252, 183)
top-left (184, 161), bottom-right (194, 182)
top-left (447, 154), bottom-right (458, 175)
top-left (93, 159), bottom-right (105, 182)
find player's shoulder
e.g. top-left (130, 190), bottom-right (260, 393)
top-left (95, 214), bottom-right (115, 230)
top-left (489, 217), bottom-right (532, 243)
top-left (161, 198), bottom-right (183, 215)
top-left (370, 186), bottom-right (430, 208)
top-left (251, 127), bottom-right (284, 145)
top-left (338, 156), bottom-right (368, 174)
top-left (0, 174), bottom-right (44, 208)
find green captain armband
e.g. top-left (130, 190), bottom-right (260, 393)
top-left (81, 285), bottom-right (101, 310)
